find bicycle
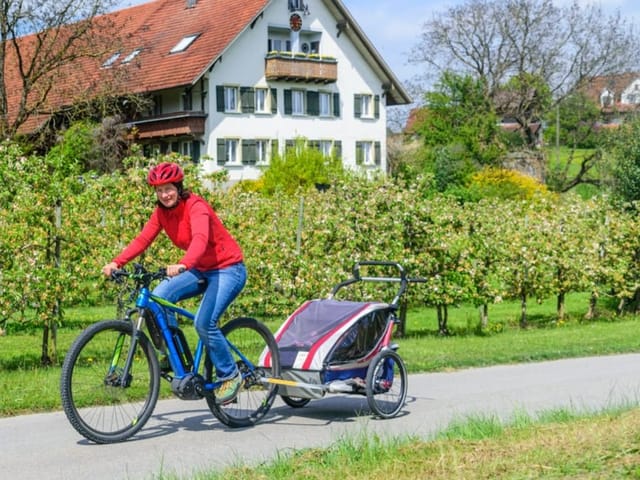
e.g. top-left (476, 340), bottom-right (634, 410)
top-left (60, 263), bottom-right (281, 444)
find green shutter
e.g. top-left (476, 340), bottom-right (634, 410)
top-left (374, 95), bottom-right (380, 119)
top-left (241, 87), bottom-right (255, 113)
top-left (216, 139), bottom-right (226, 165)
top-left (333, 140), bottom-right (342, 159)
top-left (375, 141), bottom-right (381, 166)
top-left (271, 88), bottom-right (278, 114)
top-left (355, 141), bottom-right (363, 165)
top-left (284, 89), bottom-right (292, 115)
top-left (242, 139), bottom-right (257, 165)
top-left (307, 91), bottom-right (319, 116)
top-left (333, 93), bottom-right (340, 117)
top-left (271, 139), bottom-right (279, 160)
top-left (216, 86), bottom-right (225, 112)
top-left (354, 95), bottom-right (361, 118)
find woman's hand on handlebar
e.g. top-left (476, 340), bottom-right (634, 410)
top-left (166, 264), bottom-right (187, 277)
top-left (102, 262), bottom-right (119, 277)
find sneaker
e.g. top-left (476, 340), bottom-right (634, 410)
top-left (215, 371), bottom-right (242, 404)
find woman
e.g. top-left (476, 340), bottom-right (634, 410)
top-left (102, 162), bottom-right (246, 404)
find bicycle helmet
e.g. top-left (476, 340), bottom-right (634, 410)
top-left (147, 162), bottom-right (184, 186)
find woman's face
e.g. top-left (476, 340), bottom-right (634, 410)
top-left (155, 183), bottom-right (179, 208)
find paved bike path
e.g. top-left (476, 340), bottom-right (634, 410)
top-left (2, 353), bottom-right (640, 480)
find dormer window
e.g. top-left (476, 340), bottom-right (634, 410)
top-left (170, 34), bottom-right (199, 53)
top-left (122, 48), bottom-right (142, 64)
top-left (102, 52), bottom-right (121, 68)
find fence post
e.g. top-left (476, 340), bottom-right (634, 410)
top-left (296, 196), bottom-right (304, 255)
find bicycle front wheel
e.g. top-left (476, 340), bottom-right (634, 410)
top-left (60, 320), bottom-right (160, 443)
top-left (206, 317), bottom-right (280, 428)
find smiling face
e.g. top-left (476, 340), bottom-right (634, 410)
top-left (155, 183), bottom-right (179, 208)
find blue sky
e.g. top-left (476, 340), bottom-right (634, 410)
top-left (343, 0), bottom-right (640, 85)
top-left (115, 1), bottom-right (640, 91)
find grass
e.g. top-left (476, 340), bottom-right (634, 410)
top-left (169, 406), bottom-right (640, 479)
top-left (1, 290), bottom-right (639, 416)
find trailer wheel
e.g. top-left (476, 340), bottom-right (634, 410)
top-left (365, 349), bottom-right (407, 418)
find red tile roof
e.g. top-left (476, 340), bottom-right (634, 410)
top-left (9, 0), bottom-right (270, 133)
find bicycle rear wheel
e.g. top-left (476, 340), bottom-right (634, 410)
top-left (60, 320), bottom-right (160, 443)
top-left (205, 317), bottom-right (280, 428)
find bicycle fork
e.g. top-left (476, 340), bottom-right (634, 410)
top-left (105, 315), bottom-right (146, 388)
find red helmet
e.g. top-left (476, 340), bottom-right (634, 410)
top-left (147, 162), bottom-right (184, 186)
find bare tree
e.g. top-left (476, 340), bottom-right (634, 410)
top-left (0, 0), bottom-right (125, 138)
top-left (410, 0), bottom-right (640, 147)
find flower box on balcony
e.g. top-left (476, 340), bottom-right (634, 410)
top-left (265, 52), bottom-right (338, 83)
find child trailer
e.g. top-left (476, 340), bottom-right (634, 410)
top-left (262, 260), bottom-right (424, 419)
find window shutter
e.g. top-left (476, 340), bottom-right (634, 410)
top-left (354, 95), bottom-right (362, 118)
top-left (333, 140), bottom-right (342, 159)
top-left (307, 91), bottom-right (319, 116)
top-left (284, 89), bottom-right (292, 115)
top-left (333, 93), bottom-right (340, 117)
top-left (241, 87), bottom-right (255, 113)
top-left (216, 139), bottom-right (226, 165)
top-left (216, 86), bottom-right (225, 112)
top-left (242, 139), bottom-right (257, 165)
top-left (191, 141), bottom-right (200, 163)
top-left (270, 88), bottom-right (278, 114)
top-left (374, 95), bottom-right (380, 119)
top-left (375, 141), bottom-right (381, 166)
top-left (355, 141), bottom-right (363, 165)
top-left (271, 139), bottom-right (279, 160)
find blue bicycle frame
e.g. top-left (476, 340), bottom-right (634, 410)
top-left (131, 284), bottom-right (252, 392)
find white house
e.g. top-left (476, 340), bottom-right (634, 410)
top-left (9, 0), bottom-right (411, 182)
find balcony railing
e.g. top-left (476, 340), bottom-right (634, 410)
top-left (265, 52), bottom-right (337, 84)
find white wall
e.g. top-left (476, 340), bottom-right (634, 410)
top-left (202, 0), bottom-right (389, 182)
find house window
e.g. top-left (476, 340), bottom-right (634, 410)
top-left (122, 48), bottom-right (141, 64)
top-left (356, 141), bottom-right (381, 166)
top-left (354, 94), bottom-right (380, 119)
top-left (319, 92), bottom-right (331, 116)
top-left (361, 95), bottom-right (372, 118)
top-left (102, 52), bottom-right (121, 68)
top-left (255, 88), bottom-right (268, 113)
top-left (318, 140), bottom-right (333, 157)
top-left (292, 90), bottom-right (305, 115)
top-left (256, 139), bottom-right (269, 163)
top-left (242, 139), bottom-right (270, 165)
top-left (224, 86), bottom-right (239, 112)
top-left (180, 141), bottom-right (192, 157)
top-left (170, 34), bottom-right (199, 53)
top-left (217, 138), bottom-right (240, 165)
top-left (182, 89), bottom-right (192, 110)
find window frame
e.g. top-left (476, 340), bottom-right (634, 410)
top-left (224, 86), bottom-right (240, 113)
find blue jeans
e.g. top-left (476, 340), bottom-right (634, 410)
top-left (152, 262), bottom-right (247, 381)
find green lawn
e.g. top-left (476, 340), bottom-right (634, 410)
top-left (1, 290), bottom-right (639, 416)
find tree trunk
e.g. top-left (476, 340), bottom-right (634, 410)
top-left (479, 304), bottom-right (488, 328)
top-left (585, 291), bottom-right (597, 319)
top-left (557, 291), bottom-right (565, 320)
top-left (520, 292), bottom-right (528, 328)
top-left (41, 325), bottom-right (52, 366)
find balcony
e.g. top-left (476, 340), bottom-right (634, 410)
top-left (265, 52), bottom-right (337, 84)
top-left (127, 111), bottom-right (206, 140)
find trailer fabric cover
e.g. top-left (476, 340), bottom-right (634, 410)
top-left (273, 299), bottom-right (387, 370)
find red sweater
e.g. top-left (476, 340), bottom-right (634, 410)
top-left (113, 194), bottom-right (243, 271)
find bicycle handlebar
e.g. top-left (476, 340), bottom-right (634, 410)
top-left (110, 264), bottom-right (168, 287)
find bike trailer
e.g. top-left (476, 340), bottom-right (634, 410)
top-left (270, 297), bottom-right (394, 398)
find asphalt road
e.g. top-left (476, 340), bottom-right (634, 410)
top-left (2, 353), bottom-right (640, 480)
